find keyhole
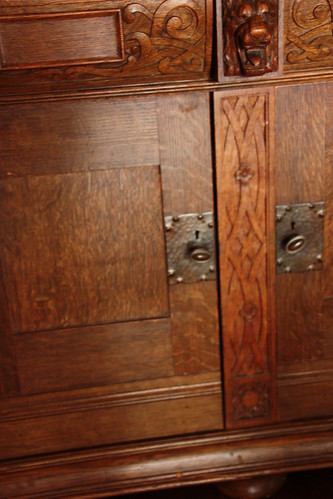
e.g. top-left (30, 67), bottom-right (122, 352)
top-left (291, 221), bottom-right (296, 231)
top-left (195, 230), bottom-right (200, 240)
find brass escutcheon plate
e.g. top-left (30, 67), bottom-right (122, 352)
top-left (275, 202), bottom-right (324, 274)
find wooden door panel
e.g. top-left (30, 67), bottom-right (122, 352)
top-left (0, 91), bottom-right (224, 459)
top-left (276, 83), bottom-right (325, 369)
top-left (0, 384), bottom-right (221, 460)
top-left (0, 97), bottom-right (159, 177)
top-left (0, 167), bottom-right (168, 333)
top-left (157, 92), bottom-right (221, 376)
top-left (276, 83), bottom-right (333, 420)
top-left (324, 84), bottom-right (333, 299)
top-left (15, 320), bottom-right (173, 395)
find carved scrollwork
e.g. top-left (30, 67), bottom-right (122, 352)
top-left (285, 0), bottom-right (333, 68)
top-left (122, 0), bottom-right (205, 75)
top-left (0, 0), bottom-right (209, 89)
top-left (223, 0), bottom-right (278, 77)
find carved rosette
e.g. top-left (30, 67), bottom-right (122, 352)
top-left (232, 381), bottom-right (271, 420)
top-left (214, 90), bottom-right (276, 428)
top-left (285, 0), bottom-right (333, 70)
top-left (223, 0), bottom-right (278, 76)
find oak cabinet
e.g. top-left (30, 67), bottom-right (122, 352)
top-left (0, 1), bottom-right (333, 497)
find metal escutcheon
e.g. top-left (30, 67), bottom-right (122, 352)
top-left (276, 202), bottom-right (324, 274)
top-left (165, 212), bottom-right (216, 285)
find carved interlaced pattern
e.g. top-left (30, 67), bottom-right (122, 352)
top-left (220, 95), bottom-right (269, 377)
top-left (217, 92), bottom-right (274, 423)
top-left (285, 0), bottom-right (333, 66)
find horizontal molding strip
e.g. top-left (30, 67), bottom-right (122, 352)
top-left (1, 419), bottom-right (333, 497)
top-left (0, 379), bottom-right (222, 423)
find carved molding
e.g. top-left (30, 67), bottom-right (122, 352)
top-left (285, 0), bottom-right (333, 69)
top-left (215, 91), bottom-right (275, 427)
top-left (0, 0), bottom-right (210, 88)
top-left (223, 0), bottom-right (278, 77)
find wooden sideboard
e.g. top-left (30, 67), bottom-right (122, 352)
top-left (0, 1), bottom-right (332, 497)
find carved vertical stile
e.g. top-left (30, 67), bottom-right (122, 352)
top-left (214, 89), bottom-right (276, 428)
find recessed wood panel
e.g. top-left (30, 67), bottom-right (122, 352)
top-left (0, 167), bottom-right (168, 333)
top-left (0, 11), bottom-right (124, 70)
top-left (278, 376), bottom-right (333, 421)
top-left (0, 97), bottom-right (159, 177)
top-left (15, 319), bottom-right (173, 395)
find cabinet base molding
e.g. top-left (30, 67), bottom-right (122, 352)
top-left (1, 420), bottom-right (333, 498)
top-left (216, 474), bottom-right (287, 499)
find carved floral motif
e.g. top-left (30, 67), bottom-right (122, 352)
top-left (232, 381), bottom-right (270, 420)
top-left (285, 0), bottom-right (333, 68)
top-left (223, 0), bottom-right (278, 76)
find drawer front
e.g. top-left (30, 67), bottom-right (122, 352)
top-left (0, 0), bottom-right (213, 90)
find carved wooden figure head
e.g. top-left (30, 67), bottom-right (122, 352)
top-left (223, 0), bottom-right (278, 76)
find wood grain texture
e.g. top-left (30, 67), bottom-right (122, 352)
top-left (0, 167), bottom-right (168, 333)
top-left (284, 0), bottom-right (333, 71)
top-left (170, 282), bottom-right (220, 375)
top-left (223, 0), bottom-right (278, 77)
top-left (276, 274), bottom-right (323, 364)
top-left (0, 262), bottom-right (19, 398)
top-left (14, 319), bottom-right (173, 395)
top-left (275, 84), bottom-right (326, 204)
top-left (0, 0), bottom-right (213, 91)
top-left (0, 390), bottom-right (223, 460)
top-left (276, 84), bottom-right (326, 367)
top-left (157, 92), bottom-right (220, 376)
top-left (0, 97), bottom-right (159, 177)
top-left (157, 92), bottom-right (214, 215)
top-left (324, 83), bottom-right (333, 299)
top-left (278, 377), bottom-right (333, 420)
top-left (0, 372), bottom-right (221, 423)
top-left (0, 10), bottom-right (124, 70)
top-left (214, 88), bottom-right (276, 428)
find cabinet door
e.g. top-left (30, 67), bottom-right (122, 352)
top-left (276, 83), bottom-right (333, 420)
top-left (214, 83), bottom-right (333, 428)
top-left (0, 93), bottom-right (223, 459)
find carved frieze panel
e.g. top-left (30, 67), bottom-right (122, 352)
top-left (0, 0), bottom-right (212, 90)
top-left (214, 90), bottom-right (276, 428)
top-left (223, 0), bottom-right (279, 77)
top-left (284, 0), bottom-right (333, 70)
